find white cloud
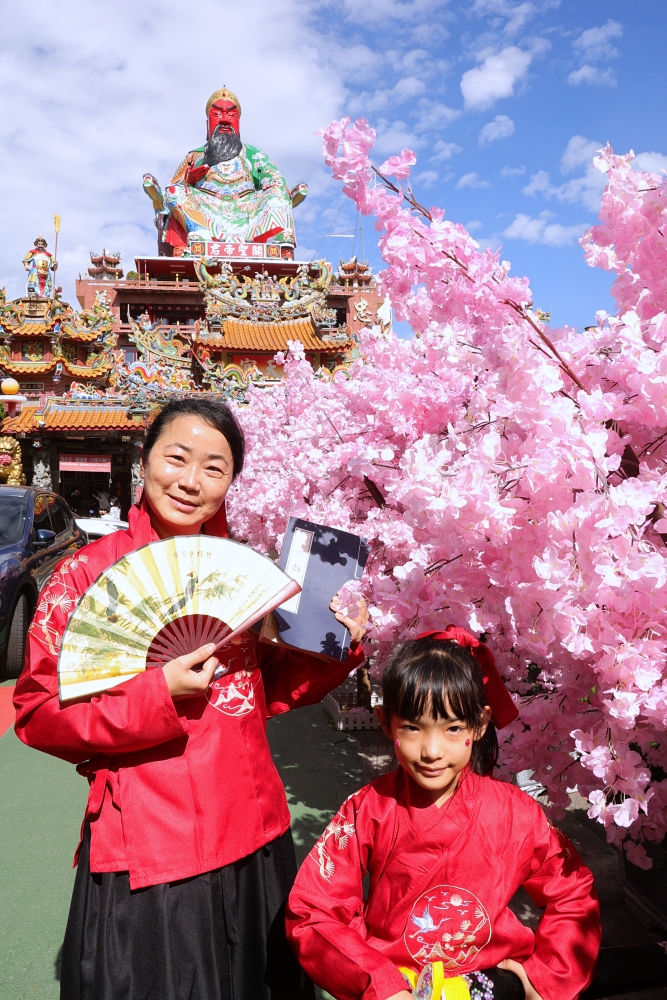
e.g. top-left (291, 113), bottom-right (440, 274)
top-left (460, 46), bottom-right (533, 110)
top-left (466, 219), bottom-right (483, 231)
top-left (0, 0), bottom-right (350, 300)
top-left (568, 65), bottom-right (616, 88)
top-left (633, 152), bottom-right (667, 174)
top-left (503, 212), bottom-right (585, 246)
top-left (414, 101), bottom-right (462, 132)
top-left (430, 140), bottom-right (463, 162)
top-left (348, 75), bottom-right (427, 115)
top-left (471, 0), bottom-right (545, 36)
top-left (522, 135), bottom-right (605, 212)
top-left (501, 164), bottom-right (526, 177)
top-left (560, 135), bottom-right (601, 172)
top-left (572, 20), bottom-right (622, 62)
top-left (456, 172), bottom-right (491, 190)
top-left (373, 119), bottom-right (422, 156)
top-left (478, 114), bottom-right (515, 146)
top-left (415, 170), bottom-right (439, 188)
top-left (522, 170), bottom-right (552, 196)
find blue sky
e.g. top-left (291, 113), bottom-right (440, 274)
top-left (1, 1), bottom-right (665, 334)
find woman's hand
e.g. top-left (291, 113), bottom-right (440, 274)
top-left (330, 593), bottom-right (369, 645)
top-left (162, 643), bottom-right (219, 700)
top-left (498, 959), bottom-right (544, 1000)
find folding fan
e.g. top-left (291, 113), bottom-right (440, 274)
top-left (58, 536), bottom-right (301, 702)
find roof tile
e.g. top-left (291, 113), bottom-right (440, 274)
top-left (201, 317), bottom-right (349, 353)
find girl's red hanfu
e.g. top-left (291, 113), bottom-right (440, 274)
top-left (287, 767), bottom-right (601, 1000)
top-left (13, 498), bottom-right (364, 890)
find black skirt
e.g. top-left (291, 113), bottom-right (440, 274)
top-left (60, 825), bottom-right (314, 1000)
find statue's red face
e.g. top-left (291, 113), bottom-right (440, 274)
top-left (207, 99), bottom-right (240, 139)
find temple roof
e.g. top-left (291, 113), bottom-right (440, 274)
top-left (199, 317), bottom-right (349, 353)
top-left (2, 399), bottom-right (146, 435)
top-left (2, 358), bottom-right (110, 377)
top-left (4, 318), bottom-right (101, 341)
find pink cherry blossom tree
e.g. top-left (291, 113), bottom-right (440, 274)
top-left (227, 120), bottom-right (667, 867)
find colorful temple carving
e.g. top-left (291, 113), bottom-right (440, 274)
top-left (0, 277), bottom-right (118, 395)
top-left (0, 86), bottom-right (390, 513)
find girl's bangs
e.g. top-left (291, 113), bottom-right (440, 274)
top-left (391, 652), bottom-right (484, 728)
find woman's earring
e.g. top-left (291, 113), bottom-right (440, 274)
top-left (395, 739), bottom-right (401, 748)
top-left (465, 739), bottom-right (471, 747)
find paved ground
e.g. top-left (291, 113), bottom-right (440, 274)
top-left (0, 690), bottom-right (665, 999)
top-left (0, 686), bottom-right (86, 1000)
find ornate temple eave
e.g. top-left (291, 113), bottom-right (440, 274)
top-left (60, 324), bottom-right (105, 343)
top-left (2, 361), bottom-right (58, 374)
top-left (2, 358), bottom-right (110, 376)
top-left (0, 320), bottom-right (54, 338)
top-left (196, 317), bottom-right (351, 354)
top-left (62, 359), bottom-right (110, 377)
top-left (0, 321), bottom-right (104, 343)
top-left (2, 399), bottom-right (147, 436)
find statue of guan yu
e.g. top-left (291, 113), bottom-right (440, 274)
top-left (143, 87), bottom-right (307, 256)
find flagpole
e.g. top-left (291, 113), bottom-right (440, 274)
top-left (53, 214), bottom-right (60, 298)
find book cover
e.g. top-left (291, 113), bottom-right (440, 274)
top-left (268, 518), bottom-right (369, 662)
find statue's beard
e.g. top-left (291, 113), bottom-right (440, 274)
top-left (204, 125), bottom-right (243, 166)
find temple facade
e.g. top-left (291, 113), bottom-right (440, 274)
top-left (0, 246), bottom-right (386, 516)
top-left (0, 86), bottom-right (390, 515)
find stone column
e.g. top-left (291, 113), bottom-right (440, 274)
top-left (32, 450), bottom-right (52, 489)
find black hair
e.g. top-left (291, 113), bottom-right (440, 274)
top-left (142, 397), bottom-right (245, 480)
top-left (382, 636), bottom-right (499, 775)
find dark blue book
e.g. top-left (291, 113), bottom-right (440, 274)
top-left (260, 518), bottom-right (369, 662)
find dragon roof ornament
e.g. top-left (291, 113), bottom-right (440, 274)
top-left (193, 259), bottom-right (340, 332)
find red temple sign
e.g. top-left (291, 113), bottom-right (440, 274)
top-left (188, 241), bottom-right (281, 260)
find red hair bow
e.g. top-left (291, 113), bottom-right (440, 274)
top-left (416, 626), bottom-right (519, 730)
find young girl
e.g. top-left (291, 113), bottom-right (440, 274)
top-left (286, 630), bottom-right (601, 1000)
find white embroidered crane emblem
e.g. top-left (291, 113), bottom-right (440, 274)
top-left (313, 814), bottom-right (356, 880)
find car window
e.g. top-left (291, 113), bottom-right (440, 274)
top-left (32, 494), bottom-right (53, 536)
top-left (58, 498), bottom-right (73, 527)
top-left (0, 495), bottom-right (29, 546)
top-left (50, 497), bottom-right (67, 536)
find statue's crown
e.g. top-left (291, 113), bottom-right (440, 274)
top-left (206, 86), bottom-right (241, 117)
top-left (34, 235), bottom-right (47, 248)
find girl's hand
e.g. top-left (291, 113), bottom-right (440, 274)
top-left (498, 959), bottom-right (544, 1000)
top-left (162, 643), bottom-right (219, 699)
top-left (330, 593), bottom-right (369, 645)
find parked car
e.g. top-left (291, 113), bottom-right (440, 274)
top-left (75, 516), bottom-right (129, 542)
top-left (0, 487), bottom-right (85, 680)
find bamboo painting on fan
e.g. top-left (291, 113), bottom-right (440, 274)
top-left (57, 534), bottom-right (299, 701)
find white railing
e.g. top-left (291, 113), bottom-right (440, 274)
top-left (322, 692), bottom-right (381, 730)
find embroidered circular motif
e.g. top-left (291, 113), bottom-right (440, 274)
top-left (404, 884), bottom-right (492, 969)
top-left (205, 634), bottom-right (259, 716)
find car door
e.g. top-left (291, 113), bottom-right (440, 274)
top-left (31, 494), bottom-right (65, 592)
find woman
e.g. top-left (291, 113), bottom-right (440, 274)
top-left (14, 397), bottom-right (367, 1000)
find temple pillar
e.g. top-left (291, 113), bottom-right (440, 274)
top-left (130, 444), bottom-right (143, 503)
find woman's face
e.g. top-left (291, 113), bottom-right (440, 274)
top-left (141, 415), bottom-right (234, 537)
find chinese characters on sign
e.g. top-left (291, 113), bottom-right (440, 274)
top-left (188, 242), bottom-right (281, 259)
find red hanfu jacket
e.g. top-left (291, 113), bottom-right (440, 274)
top-left (287, 767), bottom-right (601, 1000)
top-left (13, 499), bottom-right (363, 889)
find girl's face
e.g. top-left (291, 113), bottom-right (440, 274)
top-left (140, 415), bottom-right (234, 538)
top-left (377, 703), bottom-right (489, 807)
